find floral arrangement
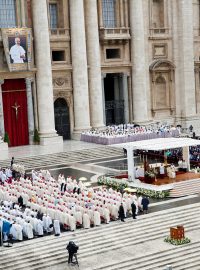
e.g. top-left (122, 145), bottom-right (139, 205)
top-left (164, 236), bottom-right (191, 245)
top-left (190, 167), bottom-right (200, 173)
top-left (134, 187), bottom-right (170, 199)
top-left (12, 163), bottom-right (25, 175)
top-left (98, 176), bottom-right (128, 190)
top-left (98, 176), bottom-right (169, 198)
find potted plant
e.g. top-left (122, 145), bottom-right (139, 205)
top-left (4, 132), bottom-right (10, 146)
top-left (33, 129), bottom-right (40, 144)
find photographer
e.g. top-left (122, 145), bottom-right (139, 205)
top-left (66, 241), bottom-right (79, 265)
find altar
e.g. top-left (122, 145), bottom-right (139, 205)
top-left (112, 137), bottom-right (200, 183)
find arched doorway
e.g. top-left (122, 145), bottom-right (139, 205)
top-left (54, 98), bottom-right (70, 140)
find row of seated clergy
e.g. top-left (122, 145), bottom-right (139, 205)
top-left (178, 160), bottom-right (188, 172)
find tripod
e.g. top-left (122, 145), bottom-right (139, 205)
top-left (72, 253), bottom-right (79, 267)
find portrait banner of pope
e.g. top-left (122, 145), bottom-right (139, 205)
top-left (9, 36), bottom-right (27, 64)
top-left (2, 28), bottom-right (32, 72)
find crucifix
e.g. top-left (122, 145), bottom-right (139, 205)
top-left (12, 102), bottom-right (20, 119)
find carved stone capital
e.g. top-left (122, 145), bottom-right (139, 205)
top-left (101, 73), bottom-right (106, 80)
top-left (25, 78), bottom-right (34, 87)
top-left (0, 80), bottom-right (4, 85)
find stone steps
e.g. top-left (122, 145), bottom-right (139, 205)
top-left (0, 146), bottom-right (123, 170)
top-left (0, 203), bottom-right (200, 270)
top-left (95, 241), bottom-right (200, 270)
top-left (169, 178), bottom-right (200, 197)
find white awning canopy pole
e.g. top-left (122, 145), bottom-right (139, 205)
top-left (182, 146), bottom-right (190, 171)
top-left (126, 147), bottom-right (135, 181)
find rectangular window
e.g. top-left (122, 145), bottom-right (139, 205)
top-left (0, 0), bottom-right (16, 28)
top-left (106, 48), bottom-right (120, 59)
top-left (102, 0), bottom-right (116, 28)
top-left (52, 50), bottom-right (65, 61)
top-left (49, 3), bottom-right (58, 29)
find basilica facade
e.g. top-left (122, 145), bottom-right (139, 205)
top-left (0, 0), bottom-right (200, 147)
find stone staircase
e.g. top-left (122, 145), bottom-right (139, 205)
top-left (169, 178), bottom-right (200, 197)
top-left (0, 202), bottom-right (200, 270)
top-left (0, 146), bottom-right (123, 170)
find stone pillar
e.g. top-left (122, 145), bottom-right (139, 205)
top-left (25, 78), bottom-right (35, 143)
top-left (20, 0), bottom-right (26, 27)
top-left (177, 0), bottom-right (196, 117)
top-left (69, 0), bottom-right (90, 131)
top-left (130, 0), bottom-right (149, 123)
top-left (124, 0), bottom-right (129, 28)
top-left (195, 67), bottom-right (200, 113)
top-left (122, 73), bottom-right (129, 123)
top-left (102, 74), bottom-right (106, 125)
top-left (0, 80), bottom-right (5, 137)
top-left (32, 0), bottom-right (63, 146)
top-left (0, 79), bottom-right (8, 156)
top-left (182, 146), bottom-right (190, 171)
top-left (128, 75), bottom-right (133, 123)
top-left (85, 0), bottom-right (104, 128)
top-left (97, 0), bottom-right (103, 28)
top-left (119, 0), bottom-right (124, 27)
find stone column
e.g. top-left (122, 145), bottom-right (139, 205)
top-left (0, 79), bottom-right (8, 156)
top-left (124, 0), bottom-right (129, 28)
top-left (20, 0), bottom-right (26, 27)
top-left (173, 0), bottom-right (196, 129)
top-left (130, 0), bottom-right (149, 123)
top-left (177, 0), bottom-right (196, 117)
top-left (32, 0), bottom-right (63, 146)
top-left (122, 73), bottom-right (129, 123)
top-left (69, 0), bottom-right (90, 131)
top-left (0, 80), bottom-right (5, 136)
top-left (128, 75), bottom-right (133, 123)
top-left (97, 0), bottom-right (103, 28)
top-left (182, 146), bottom-right (190, 171)
top-left (85, 0), bottom-right (104, 128)
top-left (102, 74), bottom-right (106, 125)
top-left (25, 78), bottom-right (35, 143)
top-left (195, 67), bottom-right (200, 113)
top-left (119, 0), bottom-right (124, 27)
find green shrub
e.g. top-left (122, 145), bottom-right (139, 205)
top-left (4, 132), bottom-right (10, 145)
top-left (33, 129), bottom-right (40, 143)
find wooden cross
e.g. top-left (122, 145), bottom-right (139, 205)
top-left (12, 102), bottom-right (20, 119)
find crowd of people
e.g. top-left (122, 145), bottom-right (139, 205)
top-left (81, 124), bottom-right (180, 145)
top-left (0, 166), bottom-right (150, 244)
top-left (136, 145), bottom-right (200, 166)
top-left (82, 123), bottom-right (180, 136)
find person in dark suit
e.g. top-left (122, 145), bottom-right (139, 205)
top-left (141, 196), bottom-right (150, 214)
top-left (118, 203), bottom-right (125, 222)
top-left (10, 157), bottom-right (15, 168)
top-left (131, 201), bottom-right (137, 219)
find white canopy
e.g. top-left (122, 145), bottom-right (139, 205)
top-left (112, 137), bottom-right (200, 151)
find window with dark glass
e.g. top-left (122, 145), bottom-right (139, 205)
top-left (0, 0), bottom-right (16, 28)
top-left (52, 51), bottom-right (65, 61)
top-left (49, 3), bottom-right (58, 29)
top-left (102, 0), bottom-right (116, 28)
top-left (106, 49), bottom-right (120, 59)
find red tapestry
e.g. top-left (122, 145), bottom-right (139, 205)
top-left (2, 79), bottom-right (29, 146)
